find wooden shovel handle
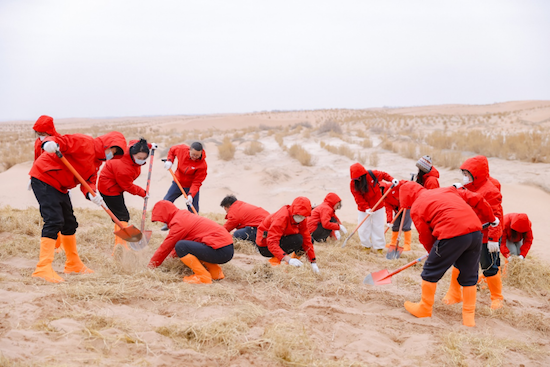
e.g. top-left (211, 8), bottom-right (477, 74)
top-left (162, 159), bottom-right (198, 215)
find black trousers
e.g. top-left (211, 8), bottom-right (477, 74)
top-left (421, 231), bottom-right (482, 287)
top-left (31, 177), bottom-right (78, 239)
top-left (392, 209), bottom-right (412, 232)
top-left (101, 192), bottom-right (130, 222)
top-left (256, 234), bottom-right (304, 258)
top-left (233, 226), bottom-right (258, 244)
top-left (480, 242), bottom-right (501, 277)
top-left (175, 240), bottom-right (234, 264)
top-left (311, 217), bottom-right (337, 243)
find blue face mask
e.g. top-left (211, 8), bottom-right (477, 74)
top-left (105, 149), bottom-right (114, 160)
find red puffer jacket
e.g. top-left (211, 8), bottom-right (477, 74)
top-left (98, 140), bottom-right (148, 197)
top-left (307, 192), bottom-right (342, 233)
top-left (149, 200), bottom-right (233, 268)
top-left (422, 166), bottom-right (440, 189)
top-left (461, 156), bottom-right (503, 243)
top-left (381, 180), bottom-right (406, 222)
top-left (33, 115), bottom-right (61, 160)
top-left (166, 144), bottom-right (207, 197)
top-left (256, 197), bottom-right (315, 261)
top-left (29, 132), bottom-right (127, 196)
top-left (350, 163), bottom-right (394, 211)
top-left (500, 213), bottom-right (533, 258)
top-left (400, 182), bottom-right (495, 252)
top-left (223, 200), bottom-right (270, 232)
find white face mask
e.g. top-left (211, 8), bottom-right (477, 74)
top-left (105, 149), bottom-right (114, 160)
top-left (39, 135), bottom-right (46, 141)
top-left (134, 156), bottom-right (146, 165)
top-left (293, 215), bottom-right (306, 223)
top-left (463, 175), bottom-right (472, 185)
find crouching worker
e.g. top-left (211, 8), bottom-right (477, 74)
top-left (256, 197), bottom-right (319, 273)
top-left (221, 195), bottom-right (269, 245)
top-left (399, 182), bottom-right (497, 327)
top-left (308, 193), bottom-right (346, 242)
top-left (500, 213), bottom-right (533, 260)
top-left (148, 200), bottom-right (234, 284)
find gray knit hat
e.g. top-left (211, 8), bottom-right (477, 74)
top-left (416, 155), bottom-right (432, 173)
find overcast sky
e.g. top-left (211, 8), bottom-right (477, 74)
top-left (0, 0), bottom-right (548, 121)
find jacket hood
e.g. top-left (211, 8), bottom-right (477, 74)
top-left (290, 196), bottom-right (312, 217)
top-left (461, 155), bottom-right (489, 188)
top-left (399, 182), bottom-right (426, 209)
top-left (151, 200), bottom-right (180, 225)
top-left (33, 115), bottom-right (59, 136)
top-left (323, 192), bottom-right (341, 207)
top-left (425, 166), bottom-right (440, 179)
top-left (94, 131), bottom-right (127, 159)
top-left (511, 213), bottom-right (531, 233)
top-left (350, 163), bottom-right (367, 180)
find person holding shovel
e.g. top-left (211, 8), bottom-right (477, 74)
top-left (161, 142), bottom-right (207, 228)
top-left (308, 192), bottom-right (346, 243)
top-left (381, 180), bottom-right (413, 252)
top-left (98, 138), bottom-right (156, 250)
top-left (350, 163), bottom-right (398, 254)
top-left (29, 130), bottom-right (127, 283)
top-left (149, 200), bottom-right (234, 284)
top-left (415, 155), bottom-right (440, 189)
top-left (220, 195), bottom-right (269, 245)
top-left (255, 196), bottom-right (319, 273)
top-left (399, 182), bottom-right (497, 327)
top-left (500, 213), bottom-right (533, 260)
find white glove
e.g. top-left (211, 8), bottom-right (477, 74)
top-left (385, 223), bottom-right (393, 228)
top-left (144, 193), bottom-right (150, 199)
top-left (365, 209), bottom-right (373, 215)
top-left (186, 194), bottom-right (193, 206)
top-left (288, 258), bottom-right (303, 267)
top-left (311, 263), bottom-right (320, 274)
top-left (90, 192), bottom-right (105, 207)
top-left (518, 255), bottom-right (524, 260)
top-left (334, 230), bottom-right (341, 240)
top-left (43, 141), bottom-right (59, 153)
top-left (452, 183), bottom-right (463, 189)
top-left (339, 224), bottom-right (348, 234)
top-left (391, 178), bottom-right (399, 186)
top-left (490, 217), bottom-right (500, 227)
top-left (27, 179), bottom-right (32, 191)
top-left (164, 161), bottom-right (173, 170)
top-left (487, 241), bottom-right (500, 253)
top-left (151, 143), bottom-right (158, 150)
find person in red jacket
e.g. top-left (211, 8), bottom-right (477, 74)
top-left (162, 142), bottom-right (207, 222)
top-left (500, 213), bottom-right (533, 260)
top-left (220, 195), bottom-right (269, 245)
top-left (399, 182), bottom-right (497, 327)
top-left (308, 192), bottom-right (346, 243)
top-left (255, 197), bottom-right (319, 273)
top-left (98, 138), bottom-right (156, 250)
top-left (350, 163), bottom-right (398, 253)
top-left (443, 155), bottom-right (505, 310)
top-left (29, 131), bottom-right (127, 283)
top-left (149, 200), bottom-right (234, 284)
top-left (415, 155), bottom-right (440, 190)
top-left (381, 180), bottom-right (412, 251)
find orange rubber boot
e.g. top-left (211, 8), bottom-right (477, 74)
top-left (62, 234), bottom-right (94, 274)
top-left (268, 257), bottom-right (281, 267)
top-left (403, 231), bottom-right (412, 251)
top-left (54, 232), bottom-right (63, 253)
top-left (32, 237), bottom-right (65, 283)
top-left (181, 254), bottom-right (212, 284)
top-left (442, 267), bottom-right (463, 305)
top-left (112, 222), bottom-right (130, 254)
top-left (462, 286), bottom-right (477, 327)
top-left (386, 231), bottom-right (398, 248)
top-left (291, 253), bottom-right (301, 259)
top-left (404, 280), bottom-right (437, 318)
top-left (202, 262), bottom-right (225, 280)
top-left (485, 273), bottom-right (503, 309)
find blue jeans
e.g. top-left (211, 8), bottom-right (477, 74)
top-left (163, 181), bottom-right (200, 213)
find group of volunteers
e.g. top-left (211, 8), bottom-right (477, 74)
top-left (29, 115), bottom-right (534, 327)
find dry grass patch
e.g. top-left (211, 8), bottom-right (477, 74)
top-left (288, 144), bottom-right (313, 166)
top-left (503, 256), bottom-right (550, 295)
top-left (243, 141), bottom-right (264, 156)
top-left (218, 136), bottom-right (236, 161)
top-left (318, 121), bottom-right (343, 134)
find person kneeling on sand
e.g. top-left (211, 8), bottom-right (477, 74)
top-left (500, 213), bottom-right (534, 260)
top-left (399, 182), bottom-right (497, 327)
top-left (148, 200), bottom-right (234, 284)
top-left (308, 192), bottom-right (346, 242)
top-left (255, 197), bottom-right (320, 274)
top-left (220, 195), bottom-right (270, 245)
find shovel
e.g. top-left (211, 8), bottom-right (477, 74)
top-left (56, 151), bottom-right (143, 242)
top-left (364, 254), bottom-right (428, 285)
top-left (386, 208), bottom-right (407, 260)
top-left (385, 207), bottom-right (404, 234)
top-left (162, 159), bottom-right (198, 214)
top-left (128, 147), bottom-right (156, 251)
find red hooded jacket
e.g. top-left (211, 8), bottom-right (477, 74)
top-left (422, 166), bottom-right (440, 189)
top-left (256, 197), bottom-right (315, 261)
top-left (381, 180), bottom-right (410, 222)
top-left (29, 132), bottom-right (127, 196)
top-left (149, 200), bottom-right (233, 268)
top-left (166, 144), bottom-right (207, 197)
top-left (98, 140), bottom-right (148, 197)
top-left (33, 115), bottom-right (61, 161)
top-left (307, 193), bottom-right (342, 233)
top-left (461, 156), bottom-right (503, 243)
top-left (500, 213), bottom-right (533, 258)
top-left (400, 182), bottom-right (495, 252)
top-left (349, 163), bottom-right (394, 211)
top-left (223, 200), bottom-right (270, 232)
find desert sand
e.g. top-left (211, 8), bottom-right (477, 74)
top-left (1, 101), bottom-right (550, 366)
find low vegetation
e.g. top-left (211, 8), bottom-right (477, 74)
top-left (288, 144), bottom-right (313, 166)
top-left (218, 136), bottom-right (236, 161)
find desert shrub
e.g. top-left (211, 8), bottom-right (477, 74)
top-left (369, 152), bottom-right (379, 167)
top-left (337, 145), bottom-right (355, 160)
top-left (361, 138), bottom-right (373, 148)
top-left (274, 134), bottom-right (285, 149)
top-left (218, 137), bottom-right (236, 161)
top-left (288, 144), bottom-right (313, 166)
top-left (318, 121), bottom-right (342, 134)
top-left (243, 141), bottom-right (264, 156)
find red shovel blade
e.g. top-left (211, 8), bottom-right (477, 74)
top-left (363, 269), bottom-right (392, 285)
top-left (128, 230), bottom-right (152, 251)
top-left (114, 225), bottom-right (143, 242)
